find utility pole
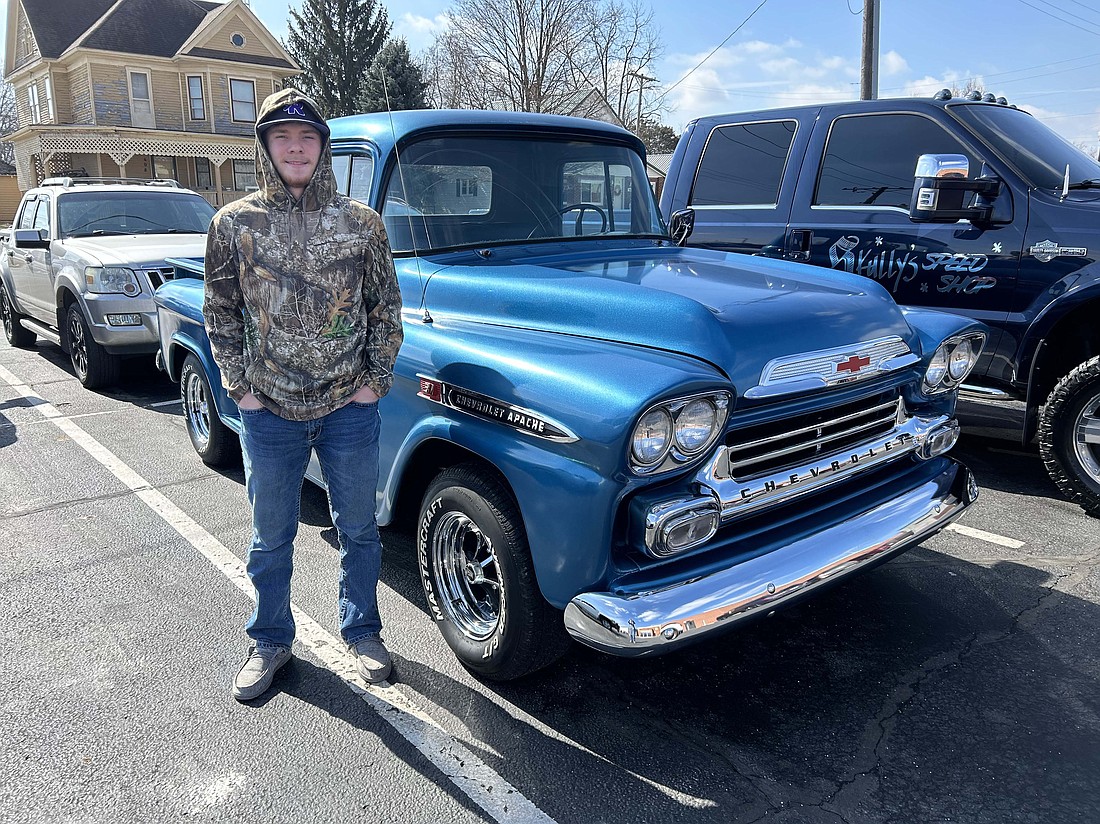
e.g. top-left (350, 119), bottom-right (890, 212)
top-left (860, 0), bottom-right (880, 100)
top-left (627, 70), bottom-right (656, 133)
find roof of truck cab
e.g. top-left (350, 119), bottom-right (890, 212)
top-left (326, 109), bottom-right (645, 155)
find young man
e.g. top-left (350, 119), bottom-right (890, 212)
top-left (203, 88), bottom-right (403, 702)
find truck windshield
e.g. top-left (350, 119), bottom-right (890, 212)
top-left (58, 191), bottom-right (216, 238)
top-left (950, 103), bottom-right (1100, 190)
top-left (380, 135), bottom-right (665, 252)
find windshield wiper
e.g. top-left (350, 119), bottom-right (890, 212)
top-left (68, 229), bottom-right (130, 237)
top-left (1066, 179), bottom-right (1100, 190)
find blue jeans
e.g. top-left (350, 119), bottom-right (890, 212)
top-left (238, 400), bottom-right (383, 650)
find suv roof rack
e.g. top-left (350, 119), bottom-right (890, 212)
top-left (40, 176), bottom-right (180, 188)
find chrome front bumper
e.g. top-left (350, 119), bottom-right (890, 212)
top-left (563, 460), bottom-right (976, 656)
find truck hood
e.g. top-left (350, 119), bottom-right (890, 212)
top-left (421, 245), bottom-right (917, 391)
top-left (59, 234), bottom-right (208, 267)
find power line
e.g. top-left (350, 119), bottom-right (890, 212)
top-left (654, 0), bottom-right (770, 105)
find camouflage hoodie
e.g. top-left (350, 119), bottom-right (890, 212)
top-left (203, 88), bottom-right (403, 421)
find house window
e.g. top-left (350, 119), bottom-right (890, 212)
top-left (232, 159), bottom-right (257, 191)
top-left (44, 76), bottom-right (54, 122)
top-left (129, 70), bottom-right (154, 128)
top-left (230, 32), bottom-right (246, 48)
top-left (230, 79), bottom-right (256, 122)
top-left (187, 76), bottom-right (205, 120)
top-left (153, 156), bottom-right (177, 181)
top-left (195, 158), bottom-right (213, 190)
top-left (28, 84), bottom-right (40, 123)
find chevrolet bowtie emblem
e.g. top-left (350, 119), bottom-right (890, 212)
top-left (836, 355), bottom-right (871, 374)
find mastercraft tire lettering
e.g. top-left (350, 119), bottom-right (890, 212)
top-left (417, 464), bottom-right (569, 681)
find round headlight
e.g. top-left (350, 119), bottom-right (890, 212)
top-left (947, 339), bottom-right (974, 382)
top-left (674, 399), bottom-right (717, 453)
top-left (632, 408), bottom-right (672, 465)
top-left (925, 345), bottom-right (948, 390)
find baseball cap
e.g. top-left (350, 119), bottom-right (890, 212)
top-left (257, 100), bottom-right (330, 139)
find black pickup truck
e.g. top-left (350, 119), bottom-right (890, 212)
top-left (661, 92), bottom-right (1100, 516)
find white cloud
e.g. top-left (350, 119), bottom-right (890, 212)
top-left (882, 50), bottom-right (909, 76)
top-left (394, 13), bottom-right (448, 52)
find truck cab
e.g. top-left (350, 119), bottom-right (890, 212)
top-left (662, 93), bottom-right (1100, 516)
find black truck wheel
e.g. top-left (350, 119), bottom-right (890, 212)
top-left (2, 287), bottom-right (36, 348)
top-left (418, 464), bottom-right (569, 680)
top-left (66, 303), bottom-right (120, 388)
top-left (181, 353), bottom-right (239, 467)
top-left (1039, 356), bottom-right (1100, 517)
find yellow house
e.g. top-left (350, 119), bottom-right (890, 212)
top-left (3, 0), bottom-right (301, 206)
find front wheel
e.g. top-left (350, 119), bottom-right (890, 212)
top-left (418, 464), bottom-right (570, 680)
top-left (1039, 356), bottom-right (1100, 517)
top-left (181, 353), bottom-right (239, 467)
top-left (66, 303), bottom-right (120, 388)
top-left (2, 287), bottom-right (36, 348)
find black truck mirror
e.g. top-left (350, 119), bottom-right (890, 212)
top-left (13, 228), bottom-right (49, 249)
top-left (909, 153), bottom-right (1000, 224)
top-left (669, 208), bottom-right (695, 245)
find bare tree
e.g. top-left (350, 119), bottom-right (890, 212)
top-left (0, 81), bottom-right (18, 166)
top-left (572, 0), bottom-right (663, 129)
top-left (429, 0), bottom-right (592, 113)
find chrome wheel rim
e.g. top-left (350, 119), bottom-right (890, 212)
top-left (68, 311), bottom-right (88, 378)
top-left (183, 371), bottom-right (211, 449)
top-left (1, 292), bottom-right (12, 338)
top-left (1073, 388), bottom-right (1100, 484)
top-left (431, 511), bottom-right (502, 640)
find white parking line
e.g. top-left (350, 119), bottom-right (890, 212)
top-left (0, 364), bottom-right (555, 824)
top-left (947, 522), bottom-right (1025, 549)
top-left (150, 398), bottom-right (183, 408)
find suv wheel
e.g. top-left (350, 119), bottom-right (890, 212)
top-left (181, 353), bottom-right (239, 466)
top-left (417, 464), bottom-right (570, 680)
top-left (2, 287), bottom-right (36, 348)
top-left (66, 303), bottom-right (120, 388)
top-left (1039, 356), bottom-right (1100, 517)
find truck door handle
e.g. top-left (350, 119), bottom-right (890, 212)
top-left (789, 229), bottom-right (812, 262)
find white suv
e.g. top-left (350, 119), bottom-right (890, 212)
top-left (0, 176), bottom-right (215, 388)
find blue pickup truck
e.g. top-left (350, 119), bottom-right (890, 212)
top-left (154, 110), bottom-right (985, 680)
top-left (661, 92), bottom-right (1100, 517)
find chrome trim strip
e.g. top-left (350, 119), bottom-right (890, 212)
top-left (706, 414), bottom-right (953, 521)
top-left (959, 384), bottom-right (1012, 400)
top-left (564, 464), bottom-right (974, 656)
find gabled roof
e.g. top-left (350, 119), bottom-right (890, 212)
top-left (18, 0), bottom-right (116, 58)
top-left (76, 0), bottom-right (223, 57)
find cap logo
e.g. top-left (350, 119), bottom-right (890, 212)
top-left (284, 103), bottom-right (307, 117)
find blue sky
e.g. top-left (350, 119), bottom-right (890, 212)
top-left (247, 0), bottom-right (1100, 149)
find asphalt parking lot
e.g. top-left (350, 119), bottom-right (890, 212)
top-left (1, 338), bottom-right (1098, 824)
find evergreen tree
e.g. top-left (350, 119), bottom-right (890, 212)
top-left (284, 0), bottom-right (390, 118)
top-left (358, 38), bottom-right (430, 113)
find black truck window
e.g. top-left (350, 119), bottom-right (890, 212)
top-left (690, 120), bottom-right (796, 207)
top-left (815, 113), bottom-right (977, 209)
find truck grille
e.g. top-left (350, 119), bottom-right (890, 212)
top-left (726, 391), bottom-right (901, 480)
top-left (141, 267), bottom-right (175, 291)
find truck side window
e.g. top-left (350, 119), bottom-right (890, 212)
top-left (349, 156), bottom-right (374, 204)
top-left (815, 113), bottom-right (977, 209)
top-left (690, 120), bottom-right (796, 207)
top-left (32, 196), bottom-right (50, 233)
top-left (16, 196), bottom-right (38, 229)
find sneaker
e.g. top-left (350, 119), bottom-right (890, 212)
top-left (350, 636), bottom-right (392, 683)
top-left (232, 644), bottom-right (292, 701)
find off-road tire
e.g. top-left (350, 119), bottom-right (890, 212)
top-left (1, 287), bottom-right (36, 348)
top-left (65, 303), bottom-right (120, 388)
top-left (418, 464), bottom-right (570, 680)
top-left (1039, 356), bottom-right (1100, 518)
top-left (181, 353), bottom-right (240, 467)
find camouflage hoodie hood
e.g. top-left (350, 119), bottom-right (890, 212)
top-left (202, 88), bottom-right (404, 421)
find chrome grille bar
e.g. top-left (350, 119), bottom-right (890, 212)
top-left (727, 393), bottom-right (901, 480)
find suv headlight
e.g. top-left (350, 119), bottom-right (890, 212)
top-left (86, 266), bottom-right (140, 296)
top-left (922, 333), bottom-right (985, 394)
top-left (630, 391), bottom-right (731, 474)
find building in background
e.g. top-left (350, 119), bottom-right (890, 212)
top-left (3, 0), bottom-right (300, 205)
